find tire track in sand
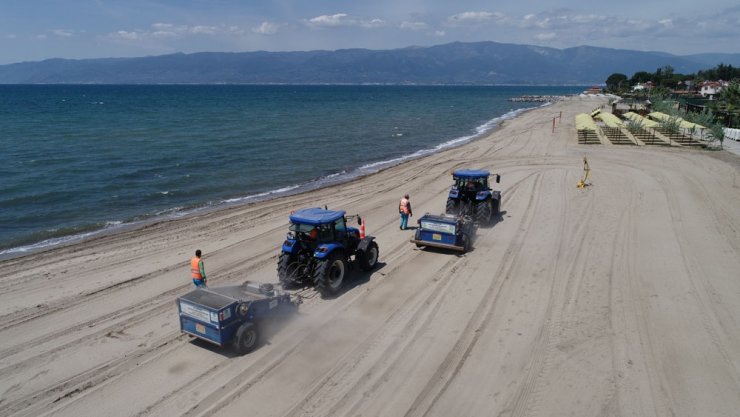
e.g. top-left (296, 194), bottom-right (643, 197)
top-left (274, 176), bottom-right (536, 417)
top-left (399, 172), bottom-right (546, 417)
top-left (142, 173), bottom-right (537, 417)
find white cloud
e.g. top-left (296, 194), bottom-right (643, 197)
top-left (435, 30), bottom-right (446, 37)
top-left (228, 25), bottom-right (245, 35)
top-left (447, 11), bottom-right (503, 26)
top-left (107, 23), bottom-right (233, 43)
top-left (308, 13), bottom-right (350, 27)
top-left (150, 23), bottom-right (188, 38)
top-left (53, 29), bottom-right (73, 38)
top-left (112, 30), bottom-right (143, 40)
top-left (400, 21), bottom-right (429, 31)
top-left (192, 25), bottom-right (218, 35)
top-left (361, 18), bottom-right (385, 29)
top-left (571, 14), bottom-right (607, 24)
top-left (534, 32), bottom-right (556, 41)
top-left (306, 13), bottom-right (384, 29)
top-left (252, 22), bottom-right (279, 35)
top-left (35, 34), bottom-right (47, 40)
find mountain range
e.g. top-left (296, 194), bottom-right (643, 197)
top-left (1, 41), bottom-right (738, 85)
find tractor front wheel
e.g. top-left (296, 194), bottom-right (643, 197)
top-left (357, 242), bottom-right (379, 271)
top-left (233, 322), bottom-right (259, 355)
top-left (314, 252), bottom-right (347, 297)
top-left (445, 198), bottom-right (459, 215)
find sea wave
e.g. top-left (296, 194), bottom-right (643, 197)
top-left (0, 104), bottom-right (541, 259)
top-left (0, 221), bottom-right (128, 258)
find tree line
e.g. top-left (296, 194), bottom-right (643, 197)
top-left (605, 63), bottom-right (740, 92)
top-left (605, 64), bottom-right (739, 128)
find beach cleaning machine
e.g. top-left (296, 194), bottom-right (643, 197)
top-left (410, 213), bottom-right (475, 253)
top-left (177, 281), bottom-right (300, 354)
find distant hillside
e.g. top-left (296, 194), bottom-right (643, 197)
top-left (682, 53), bottom-right (740, 68)
top-left (0, 41), bottom-right (737, 85)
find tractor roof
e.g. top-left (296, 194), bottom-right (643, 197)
top-left (453, 169), bottom-right (490, 179)
top-left (289, 207), bottom-right (346, 225)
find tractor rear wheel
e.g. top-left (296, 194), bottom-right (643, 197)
top-left (493, 197), bottom-right (501, 216)
top-left (445, 198), bottom-right (459, 215)
top-left (357, 242), bottom-right (379, 271)
top-left (233, 322), bottom-right (259, 355)
top-left (314, 252), bottom-right (347, 297)
top-left (475, 200), bottom-right (493, 225)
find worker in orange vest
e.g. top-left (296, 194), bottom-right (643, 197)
top-left (399, 194), bottom-right (413, 230)
top-left (191, 249), bottom-right (207, 288)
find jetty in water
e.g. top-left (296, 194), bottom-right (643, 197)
top-left (508, 95), bottom-right (567, 103)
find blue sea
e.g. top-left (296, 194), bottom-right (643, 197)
top-left (0, 85), bottom-right (582, 256)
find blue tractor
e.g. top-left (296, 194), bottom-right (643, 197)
top-left (277, 208), bottom-right (379, 297)
top-left (445, 169), bottom-right (501, 225)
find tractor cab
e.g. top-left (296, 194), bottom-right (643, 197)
top-left (450, 169), bottom-right (498, 199)
top-left (286, 208), bottom-right (359, 247)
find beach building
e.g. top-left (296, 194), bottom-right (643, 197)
top-left (699, 80), bottom-right (728, 99)
top-left (632, 81), bottom-right (655, 92)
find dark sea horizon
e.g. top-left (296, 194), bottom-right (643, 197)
top-left (1, 84), bottom-right (584, 258)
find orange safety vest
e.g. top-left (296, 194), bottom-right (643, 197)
top-left (399, 198), bottom-right (410, 214)
top-left (191, 257), bottom-right (203, 280)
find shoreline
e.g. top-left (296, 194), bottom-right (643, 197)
top-left (0, 102), bottom-right (549, 260)
top-left (4, 94), bottom-right (740, 416)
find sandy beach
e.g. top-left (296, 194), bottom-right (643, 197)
top-left (2, 96), bottom-right (740, 417)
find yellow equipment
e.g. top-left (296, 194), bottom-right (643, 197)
top-left (577, 157), bottom-right (591, 188)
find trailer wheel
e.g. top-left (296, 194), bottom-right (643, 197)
top-left (233, 322), bottom-right (259, 355)
top-left (445, 198), bottom-right (459, 215)
top-left (357, 242), bottom-right (379, 271)
top-left (462, 234), bottom-right (470, 253)
top-left (314, 252), bottom-right (347, 297)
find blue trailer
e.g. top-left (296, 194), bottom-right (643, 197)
top-left (410, 213), bottom-right (475, 253)
top-left (177, 281), bottom-right (299, 355)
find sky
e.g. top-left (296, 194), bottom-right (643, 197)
top-left (1, 1), bottom-right (739, 65)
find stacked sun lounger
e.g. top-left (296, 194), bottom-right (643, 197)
top-left (648, 112), bottom-right (706, 147)
top-left (622, 112), bottom-right (665, 145)
top-left (576, 113), bottom-right (601, 144)
top-left (595, 112), bottom-right (632, 145)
